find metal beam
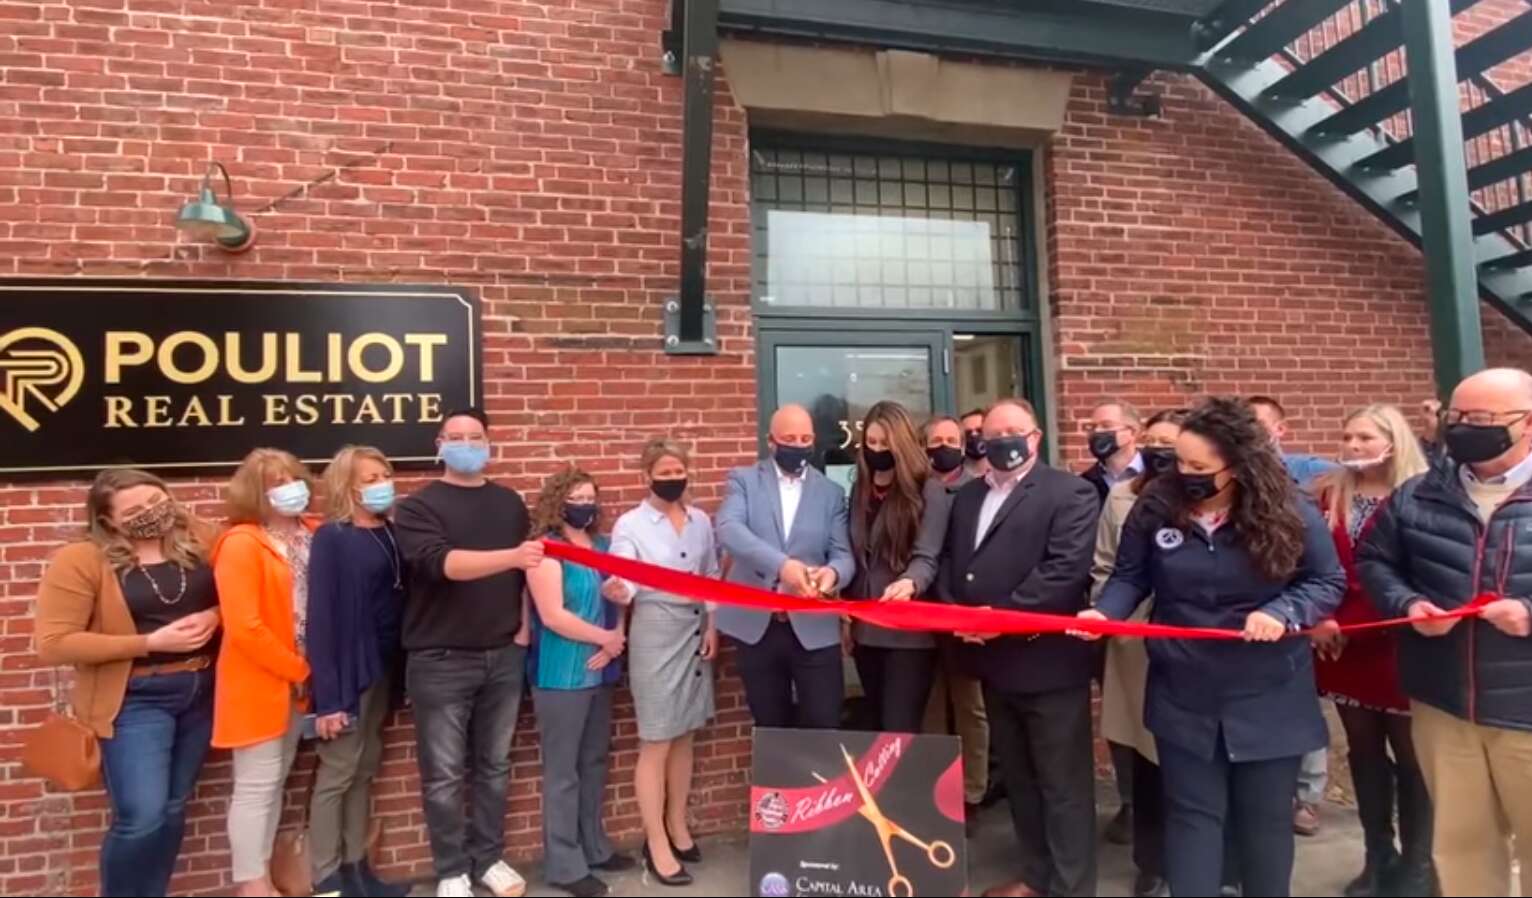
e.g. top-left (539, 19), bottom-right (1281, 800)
top-left (1485, 247), bottom-right (1532, 270)
top-left (1221, 0), bottom-right (1350, 64)
top-left (1400, 145), bottom-right (1532, 202)
top-left (1313, 5), bottom-right (1525, 138)
top-left (668, 0), bottom-right (720, 355)
top-left (1401, 0), bottom-right (1485, 390)
top-left (717, 0), bottom-right (1203, 70)
top-left (1192, 0), bottom-right (1272, 51)
top-left (1264, 0), bottom-right (1477, 100)
top-left (1473, 199), bottom-right (1532, 235)
top-left (1358, 80), bottom-right (1532, 171)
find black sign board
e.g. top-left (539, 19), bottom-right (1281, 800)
top-left (748, 728), bottom-right (968, 897)
top-left (0, 279), bottom-right (480, 478)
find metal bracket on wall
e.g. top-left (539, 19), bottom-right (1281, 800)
top-left (1108, 67), bottom-right (1161, 118)
top-left (663, 297), bottom-right (718, 355)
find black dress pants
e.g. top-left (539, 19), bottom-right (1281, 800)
top-left (984, 684), bottom-right (1097, 897)
top-left (853, 645), bottom-right (937, 734)
top-left (732, 618), bottom-right (843, 730)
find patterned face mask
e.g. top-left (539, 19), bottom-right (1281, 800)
top-left (122, 500), bottom-right (176, 540)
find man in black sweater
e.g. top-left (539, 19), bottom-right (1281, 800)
top-left (395, 407), bottom-right (545, 898)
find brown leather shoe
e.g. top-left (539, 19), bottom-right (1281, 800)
top-left (981, 881), bottom-right (1042, 898)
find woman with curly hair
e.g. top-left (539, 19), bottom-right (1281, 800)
top-left (1076, 397), bottom-right (1345, 898)
top-left (524, 467), bottom-right (632, 898)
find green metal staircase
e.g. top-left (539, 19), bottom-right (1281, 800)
top-left (1193, 0), bottom-right (1532, 334)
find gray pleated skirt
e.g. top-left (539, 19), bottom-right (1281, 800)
top-left (628, 596), bottom-right (714, 742)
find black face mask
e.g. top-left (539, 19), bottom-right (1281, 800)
top-left (1178, 469), bottom-right (1228, 503)
top-left (650, 477), bottom-right (687, 503)
top-left (562, 502), bottom-right (598, 530)
top-left (963, 430), bottom-right (986, 461)
top-left (1142, 447), bottom-right (1178, 477)
top-left (928, 445), bottom-right (964, 474)
top-left (773, 443), bottom-right (813, 475)
top-left (1445, 423), bottom-right (1517, 466)
top-left (985, 434), bottom-right (1032, 472)
top-left (864, 447), bottom-right (896, 473)
top-left (1088, 431), bottom-right (1120, 462)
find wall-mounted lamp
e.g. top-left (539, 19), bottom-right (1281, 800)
top-left (174, 162), bottom-right (255, 252)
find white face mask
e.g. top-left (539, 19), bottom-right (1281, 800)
top-left (1339, 453), bottom-right (1391, 472)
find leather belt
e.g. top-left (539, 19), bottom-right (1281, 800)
top-left (131, 655), bottom-right (212, 678)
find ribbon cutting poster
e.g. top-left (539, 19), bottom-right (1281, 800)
top-left (748, 729), bottom-right (967, 898)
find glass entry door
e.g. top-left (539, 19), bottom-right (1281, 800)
top-left (758, 329), bottom-right (949, 495)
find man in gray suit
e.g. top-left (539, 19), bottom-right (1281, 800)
top-left (716, 403), bottom-right (856, 729)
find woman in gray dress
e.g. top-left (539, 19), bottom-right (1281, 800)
top-left (605, 438), bottom-right (718, 887)
top-left (847, 400), bottom-right (950, 733)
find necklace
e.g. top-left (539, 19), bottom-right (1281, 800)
top-left (132, 563), bottom-right (187, 606)
top-left (364, 524), bottom-right (403, 589)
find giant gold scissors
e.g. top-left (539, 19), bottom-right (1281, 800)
top-left (835, 743), bottom-right (955, 897)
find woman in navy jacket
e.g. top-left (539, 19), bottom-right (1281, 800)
top-left (1076, 398), bottom-right (1345, 898)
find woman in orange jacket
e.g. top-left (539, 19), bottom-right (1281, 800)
top-left (213, 448), bottom-right (320, 898)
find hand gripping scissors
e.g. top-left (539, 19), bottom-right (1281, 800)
top-left (837, 744), bottom-right (955, 897)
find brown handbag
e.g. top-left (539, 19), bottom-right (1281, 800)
top-left (269, 825), bottom-right (312, 897)
top-left (20, 667), bottom-right (101, 792)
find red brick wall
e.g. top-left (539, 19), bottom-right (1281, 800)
top-left (3, 0), bottom-right (1532, 895)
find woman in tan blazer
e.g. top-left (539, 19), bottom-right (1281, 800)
top-left (36, 468), bottom-right (221, 897)
top-left (1090, 408), bottom-right (1187, 898)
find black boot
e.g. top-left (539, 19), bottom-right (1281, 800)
top-left (345, 859), bottom-right (411, 898)
top-left (1385, 858), bottom-right (1440, 898)
top-left (1344, 845), bottom-right (1401, 898)
top-left (1391, 755), bottom-right (1437, 898)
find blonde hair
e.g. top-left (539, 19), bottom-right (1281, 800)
top-left (86, 468), bottom-right (209, 572)
top-left (1315, 403), bottom-right (1431, 531)
top-left (640, 438), bottom-right (692, 480)
top-left (323, 445), bottom-right (393, 522)
top-left (225, 448), bottom-right (315, 525)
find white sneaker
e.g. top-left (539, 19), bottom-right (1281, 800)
top-left (480, 861), bottom-right (527, 898)
top-left (436, 874), bottom-right (473, 898)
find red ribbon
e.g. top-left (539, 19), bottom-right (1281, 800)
top-left (541, 539), bottom-right (1495, 641)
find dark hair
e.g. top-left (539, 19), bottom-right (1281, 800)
top-left (1150, 397), bottom-right (1305, 581)
top-left (442, 406), bottom-right (490, 430)
top-left (961, 408), bottom-right (986, 423)
top-left (532, 467), bottom-right (598, 536)
top-left (1129, 407), bottom-right (1191, 495)
top-left (1246, 395), bottom-right (1285, 420)
top-left (853, 401), bottom-right (928, 572)
top-left (922, 415), bottom-right (962, 440)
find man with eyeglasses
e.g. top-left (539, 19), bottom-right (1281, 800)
top-left (940, 398), bottom-right (1100, 898)
top-left (1358, 368), bottom-right (1532, 897)
top-left (394, 407), bottom-right (547, 898)
top-left (1080, 399), bottom-right (1145, 508)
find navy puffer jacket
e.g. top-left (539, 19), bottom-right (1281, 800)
top-left (1356, 459), bottom-right (1532, 732)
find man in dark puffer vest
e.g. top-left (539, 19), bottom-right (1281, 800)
top-left (1357, 367), bottom-right (1532, 898)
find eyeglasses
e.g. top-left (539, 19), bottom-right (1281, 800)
top-left (1442, 409), bottom-right (1532, 427)
top-left (1079, 421), bottom-right (1131, 435)
top-left (441, 434), bottom-right (489, 445)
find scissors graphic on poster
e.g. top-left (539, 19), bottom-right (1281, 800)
top-left (810, 744), bottom-right (956, 897)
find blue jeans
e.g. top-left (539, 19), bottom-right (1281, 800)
top-left (98, 669), bottom-right (214, 897)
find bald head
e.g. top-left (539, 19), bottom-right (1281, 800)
top-left (769, 404), bottom-right (815, 448)
top-left (1452, 367), bottom-right (1532, 412)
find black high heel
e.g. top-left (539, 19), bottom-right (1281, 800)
top-left (642, 842), bottom-right (693, 887)
top-left (669, 835), bottom-right (702, 864)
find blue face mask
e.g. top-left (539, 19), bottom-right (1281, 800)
top-left (440, 441), bottom-right (490, 475)
top-left (267, 480), bottom-right (311, 517)
top-left (360, 480), bottom-right (396, 514)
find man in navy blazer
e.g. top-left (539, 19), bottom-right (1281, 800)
top-left (716, 403), bottom-right (856, 729)
top-left (940, 398), bottom-right (1101, 898)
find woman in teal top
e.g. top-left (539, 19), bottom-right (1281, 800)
top-left (525, 469), bottom-right (634, 897)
